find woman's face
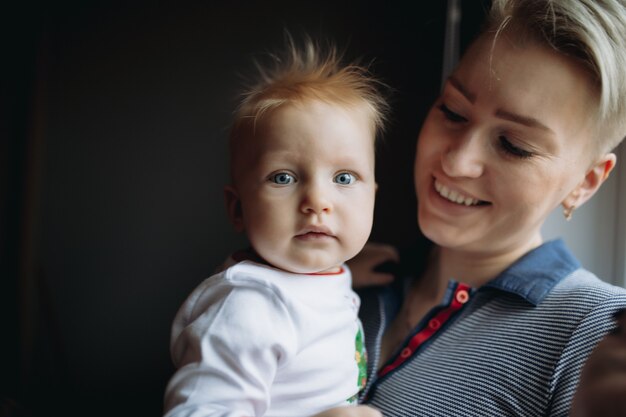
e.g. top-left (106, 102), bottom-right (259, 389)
top-left (414, 34), bottom-right (599, 255)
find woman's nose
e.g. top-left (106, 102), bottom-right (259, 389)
top-left (441, 131), bottom-right (485, 178)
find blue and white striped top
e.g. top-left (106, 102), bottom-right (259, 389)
top-left (358, 239), bottom-right (626, 417)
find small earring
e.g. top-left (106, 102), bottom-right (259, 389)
top-left (563, 205), bottom-right (575, 221)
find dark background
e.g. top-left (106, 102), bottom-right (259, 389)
top-left (1, 1), bottom-right (487, 416)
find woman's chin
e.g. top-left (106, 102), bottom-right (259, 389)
top-left (418, 212), bottom-right (474, 249)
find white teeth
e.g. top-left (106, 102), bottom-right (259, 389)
top-left (448, 190), bottom-right (459, 202)
top-left (434, 181), bottom-right (481, 206)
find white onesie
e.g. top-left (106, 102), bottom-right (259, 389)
top-left (163, 260), bottom-right (366, 417)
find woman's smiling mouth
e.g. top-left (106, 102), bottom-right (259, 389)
top-left (434, 180), bottom-right (488, 206)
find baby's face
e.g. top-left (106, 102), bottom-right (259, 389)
top-left (229, 99), bottom-right (376, 273)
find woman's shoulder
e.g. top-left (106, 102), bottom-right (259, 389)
top-left (553, 268), bottom-right (626, 301)
top-left (545, 268), bottom-right (626, 325)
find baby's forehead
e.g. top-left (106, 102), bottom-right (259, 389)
top-left (233, 99), bottom-right (375, 151)
top-left (230, 98), bottom-right (377, 167)
top-left (243, 98), bottom-right (369, 132)
top-left (267, 98), bottom-right (378, 132)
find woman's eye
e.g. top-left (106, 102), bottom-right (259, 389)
top-left (334, 172), bottom-right (356, 185)
top-left (270, 172), bottom-right (295, 185)
top-left (499, 136), bottom-right (534, 159)
top-left (438, 104), bottom-right (467, 123)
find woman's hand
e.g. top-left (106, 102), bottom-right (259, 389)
top-left (571, 309), bottom-right (626, 417)
top-left (348, 242), bottom-right (399, 289)
top-left (311, 405), bottom-right (383, 417)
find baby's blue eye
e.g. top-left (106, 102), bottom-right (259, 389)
top-left (334, 172), bottom-right (356, 185)
top-left (270, 172), bottom-right (295, 185)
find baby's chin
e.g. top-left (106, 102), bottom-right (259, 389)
top-left (255, 242), bottom-right (365, 274)
top-left (278, 262), bottom-right (343, 275)
top-left (263, 255), bottom-right (344, 275)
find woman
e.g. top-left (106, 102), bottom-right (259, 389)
top-left (316, 0), bottom-right (626, 415)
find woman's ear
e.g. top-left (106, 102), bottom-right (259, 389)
top-left (562, 153), bottom-right (616, 211)
top-left (224, 185), bottom-right (245, 232)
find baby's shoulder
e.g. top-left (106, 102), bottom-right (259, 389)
top-left (186, 261), bottom-right (286, 306)
top-left (172, 262), bottom-right (298, 334)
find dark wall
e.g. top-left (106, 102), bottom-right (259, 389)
top-left (3, 1), bottom-right (486, 416)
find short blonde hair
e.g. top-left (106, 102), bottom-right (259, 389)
top-left (229, 35), bottom-right (389, 159)
top-left (486, 0), bottom-right (626, 154)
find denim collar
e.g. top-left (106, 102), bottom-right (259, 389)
top-left (482, 239), bottom-right (580, 306)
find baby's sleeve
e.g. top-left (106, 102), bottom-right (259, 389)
top-left (163, 282), bottom-right (298, 417)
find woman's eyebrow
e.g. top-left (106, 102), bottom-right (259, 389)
top-left (495, 109), bottom-right (554, 133)
top-left (448, 75), bottom-right (553, 133)
top-left (448, 76), bottom-right (476, 103)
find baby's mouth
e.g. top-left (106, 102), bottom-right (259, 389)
top-left (296, 225), bottom-right (335, 239)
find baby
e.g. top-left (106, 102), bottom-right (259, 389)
top-left (163, 36), bottom-right (388, 417)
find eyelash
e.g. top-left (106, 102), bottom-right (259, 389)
top-left (498, 136), bottom-right (534, 159)
top-left (438, 104), bottom-right (467, 123)
top-left (267, 171), bottom-right (359, 186)
top-left (438, 103), bottom-right (534, 159)
top-left (334, 172), bottom-right (357, 185)
top-left (269, 172), bottom-right (296, 185)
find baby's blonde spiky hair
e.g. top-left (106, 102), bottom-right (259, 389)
top-left (229, 34), bottom-right (390, 151)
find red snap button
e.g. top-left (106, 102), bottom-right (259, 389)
top-left (456, 289), bottom-right (469, 304)
top-left (400, 347), bottom-right (412, 358)
top-left (429, 318), bottom-right (441, 330)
